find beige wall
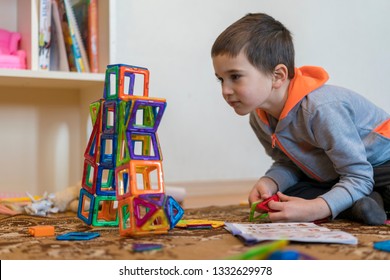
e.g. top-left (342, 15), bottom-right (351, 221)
top-left (112, 0), bottom-right (390, 183)
top-left (1, 0), bottom-right (390, 195)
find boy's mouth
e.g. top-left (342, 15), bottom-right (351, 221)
top-left (228, 100), bottom-right (241, 108)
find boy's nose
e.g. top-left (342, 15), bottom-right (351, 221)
top-left (222, 84), bottom-right (233, 96)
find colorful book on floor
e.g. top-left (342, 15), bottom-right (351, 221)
top-left (225, 222), bottom-right (358, 245)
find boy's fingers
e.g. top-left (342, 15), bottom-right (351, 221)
top-left (260, 193), bottom-right (271, 200)
top-left (268, 200), bottom-right (282, 211)
top-left (248, 189), bottom-right (272, 204)
top-left (268, 193), bottom-right (288, 211)
top-left (248, 191), bottom-right (260, 204)
top-left (276, 191), bottom-right (290, 201)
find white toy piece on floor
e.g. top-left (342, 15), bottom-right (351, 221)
top-left (24, 192), bottom-right (59, 216)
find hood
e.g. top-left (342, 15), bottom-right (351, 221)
top-left (280, 66), bottom-right (329, 119)
top-left (256, 66), bottom-right (329, 124)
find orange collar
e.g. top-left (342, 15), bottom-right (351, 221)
top-left (256, 66), bottom-right (329, 124)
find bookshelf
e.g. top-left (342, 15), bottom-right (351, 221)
top-left (0, 0), bottom-right (114, 195)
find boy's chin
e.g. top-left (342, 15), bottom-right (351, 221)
top-left (233, 108), bottom-right (250, 116)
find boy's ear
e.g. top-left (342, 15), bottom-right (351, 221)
top-left (272, 64), bottom-right (288, 88)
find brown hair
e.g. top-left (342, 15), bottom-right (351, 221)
top-left (211, 13), bottom-right (295, 79)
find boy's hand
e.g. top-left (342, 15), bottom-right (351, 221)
top-left (248, 177), bottom-right (278, 204)
top-left (267, 192), bottom-right (331, 222)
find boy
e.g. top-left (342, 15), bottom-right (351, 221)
top-left (211, 13), bottom-right (390, 225)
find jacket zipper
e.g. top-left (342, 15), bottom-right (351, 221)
top-left (271, 133), bottom-right (323, 182)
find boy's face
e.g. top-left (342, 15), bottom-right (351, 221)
top-left (213, 51), bottom-right (274, 116)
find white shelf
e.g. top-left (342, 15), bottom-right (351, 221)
top-left (0, 0), bottom-right (112, 195)
top-left (0, 69), bottom-right (105, 89)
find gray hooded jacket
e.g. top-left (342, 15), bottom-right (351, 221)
top-left (250, 66), bottom-right (390, 218)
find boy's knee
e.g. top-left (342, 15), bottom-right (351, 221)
top-left (338, 194), bottom-right (386, 225)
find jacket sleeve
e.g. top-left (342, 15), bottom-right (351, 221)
top-left (308, 101), bottom-right (374, 219)
top-left (249, 112), bottom-right (303, 191)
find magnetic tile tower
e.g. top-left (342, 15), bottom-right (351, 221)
top-left (77, 64), bottom-right (184, 236)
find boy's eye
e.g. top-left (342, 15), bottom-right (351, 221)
top-left (231, 74), bottom-right (241, 81)
top-left (216, 77), bottom-right (223, 83)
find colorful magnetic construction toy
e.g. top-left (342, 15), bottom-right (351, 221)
top-left (249, 194), bottom-right (280, 222)
top-left (77, 64), bottom-right (184, 236)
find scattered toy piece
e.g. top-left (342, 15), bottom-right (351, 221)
top-left (28, 225), bottom-right (55, 237)
top-left (239, 200), bottom-right (249, 206)
top-left (0, 194), bottom-right (41, 203)
top-left (132, 243), bottom-right (163, 252)
top-left (176, 219), bottom-right (224, 229)
top-left (249, 194), bottom-right (280, 222)
top-left (255, 194), bottom-right (279, 212)
top-left (0, 204), bottom-right (21, 215)
top-left (56, 232), bottom-right (100, 241)
top-left (268, 250), bottom-right (316, 260)
top-left (24, 192), bottom-right (59, 216)
top-left (227, 240), bottom-right (288, 260)
top-left (373, 240), bottom-right (390, 253)
top-left (186, 224), bottom-right (213, 230)
top-left (249, 202), bottom-right (270, 222)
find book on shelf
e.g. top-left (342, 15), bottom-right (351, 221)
top-left (40, 0), bottom-right (99, 73)
top-left (55, 0), bottom-right (76, 71)
top-left (71, 0), bottom-right (99, 73)
top-left (63, 0), bottom-right (90, 72)
top-left (88, 0), bottom-right (99, 73)
top-left (38, 0), bottom-right (52, 70)
top-left (71, 0), bottom-right (89, 59)
top-left (50, 0), bottom-right (70, 71)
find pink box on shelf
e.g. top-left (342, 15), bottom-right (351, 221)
top-left (0, 28), bottom-right (26, 69)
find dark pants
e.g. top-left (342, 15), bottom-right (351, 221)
top-left (284, 160), bottom-right (390, 211)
